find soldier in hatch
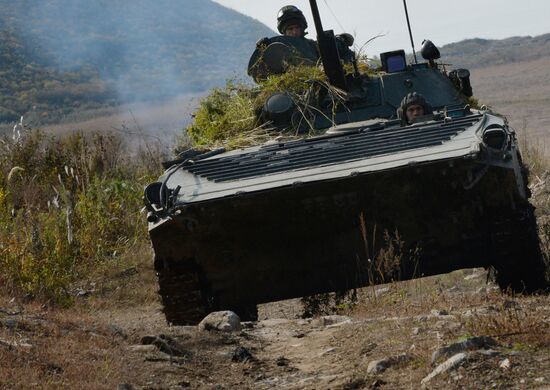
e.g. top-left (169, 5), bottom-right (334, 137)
top-left (248, 5), bottom-right (355, 81)
top-left (255, 5), bottom-right (319, 63)
top-left (271, 5), bottom-right (355, 63)
top-left (397, 92), bottom-right (433, 125)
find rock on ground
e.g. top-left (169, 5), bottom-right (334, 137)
top-left (198, 311), bottom-right (241, 332)
top-left (231, 346), bottom-right (254, 363)
top-left (431, 336), bottom-right (497, 364)
top-left (421, 353), bottom-right (468, 386)
top-left (312, 315), bottom-right (352, 328)
top-left (500, 358), bottom-right (511, 370)
top-left (367, 353), bottom-right (411, 374)
top-left (140, 334), bottom-right (191, 357)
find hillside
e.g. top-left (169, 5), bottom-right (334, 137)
top-left (438, 34), bottom-right (550, 139)
top-left (470, 56), bottom-right (550, 139)
top-left (440, 33), bottom-right (550, 69)
top-left (0, 0), bottom-right (273, 125)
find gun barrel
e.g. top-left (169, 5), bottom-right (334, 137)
top-left (308, 0), bottom-right (348, 91)
top-left (309, 0), bottom-right (324, 37)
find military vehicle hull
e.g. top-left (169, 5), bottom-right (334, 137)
top-left (148, 112), bottom-right (548, 325)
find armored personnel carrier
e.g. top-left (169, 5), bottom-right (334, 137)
top-left (145, 1), bottom-right (549, 325)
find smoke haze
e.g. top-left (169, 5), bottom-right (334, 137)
top-left (3, 0), bottom-right (273, 102)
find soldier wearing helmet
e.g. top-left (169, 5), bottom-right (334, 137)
top-left (249, 5), bottom-right (319, 81)
top-left (254, 6), bottom-right (319, 60)
top-left (397, 92), bottom-right (433, 125)
top-left (277, 5), bottom-right (309, 38)
top-left (248, 5), bottom-right (355, 81)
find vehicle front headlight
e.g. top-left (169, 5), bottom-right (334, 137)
top-left (482, 125), bottom-right (509, 151)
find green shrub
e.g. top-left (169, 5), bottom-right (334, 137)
top-left (1, 210), bottom-right (76, 305)
top-left (0, 129), bottom-right (161, 304)
top-left (75, 177), bottom-right (146, 262)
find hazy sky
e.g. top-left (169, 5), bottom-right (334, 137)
top-left (214, 0), bottom-right (550, 56)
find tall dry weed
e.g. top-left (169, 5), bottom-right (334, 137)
top-left (301, 215), bottom-right (409, 317)
top-left (0, 128), bottom-right (162, 304)
top-left (461, 296), bottom-right (550, 347)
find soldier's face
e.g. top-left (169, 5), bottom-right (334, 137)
top-left (285, 24), bottom-right (303, 38)
top-left (406, 104), bottom-right (425, 123)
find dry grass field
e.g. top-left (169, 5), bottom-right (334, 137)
top-left (45, 96), bottom-right (199, 134)
top-left (0, 94), bottom-right (201, 148)
top-left (471, 56), bottom-right (550, 141)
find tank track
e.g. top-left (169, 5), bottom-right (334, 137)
top-left (157, 263), bottom-right (208, 326)
top-left (491, 205), bottom-right (550, 293)
top-left (156, 261), bottom-right (259, 325)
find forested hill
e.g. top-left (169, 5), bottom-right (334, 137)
top-left (440, 33), bottom-right (550, 69)
top-left (0, 0), bottom-right (273, 124)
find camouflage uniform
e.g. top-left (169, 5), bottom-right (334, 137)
top-left (249, 5), bottom-right (355, 81)
top-left (255, 5), bottom-right (319, 63)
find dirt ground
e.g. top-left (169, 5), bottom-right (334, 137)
top-left (1, 267), bottom-right (549, 390)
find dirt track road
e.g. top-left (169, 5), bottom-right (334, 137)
top-left (2, 269), bottom-right (548, 389)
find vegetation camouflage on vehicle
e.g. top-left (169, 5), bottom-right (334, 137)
top-left (145, 0), bottom-right (550, 325)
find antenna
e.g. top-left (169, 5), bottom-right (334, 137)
top-left (402, 0), bottom-right (418, 64)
